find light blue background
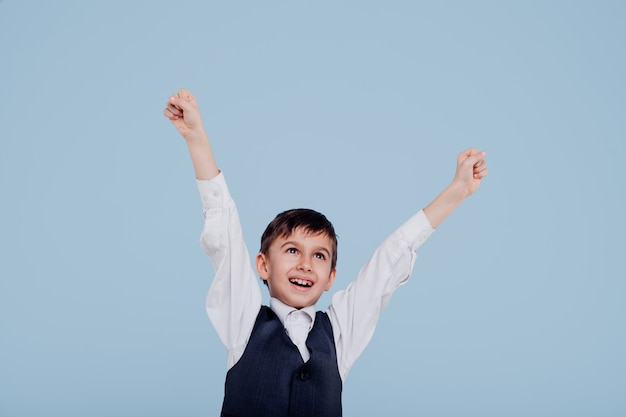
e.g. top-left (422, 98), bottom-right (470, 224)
top-left (1, 1), bottom-right (625, 416)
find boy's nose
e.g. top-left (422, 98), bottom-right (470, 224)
top-left (298, 261), bottom-right (312, 272)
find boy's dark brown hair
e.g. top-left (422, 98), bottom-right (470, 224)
top-left (260, 208), bottom-right (338, 270)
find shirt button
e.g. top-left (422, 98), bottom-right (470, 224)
top-left (212, 191), bottom-right (219, 197)
top-left (299, 372), bottom-right (309, 381)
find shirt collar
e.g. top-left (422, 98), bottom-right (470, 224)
top-left (270, 297), bottom-right (316, 329)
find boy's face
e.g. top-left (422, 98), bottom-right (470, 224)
top-left (256, 227), bottom-right (337, 309)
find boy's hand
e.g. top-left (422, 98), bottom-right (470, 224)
top-left (163, 88), bottom-right (205, 141)
top-left (423, 148), bottom-right (488, 228)
top-left (163, 89), bottom-right (219, 180)
top-left (452, 148), bottom-right (488, 197)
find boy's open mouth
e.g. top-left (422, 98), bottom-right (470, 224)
top-left (289, 278), bottom-right (313, 288)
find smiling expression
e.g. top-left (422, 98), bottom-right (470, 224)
top-left (256, 227), bottom-right (337, 309)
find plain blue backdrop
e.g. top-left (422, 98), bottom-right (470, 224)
top-left (1, 1), bottom-right (625, 416)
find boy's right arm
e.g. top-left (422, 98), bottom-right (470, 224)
top-left (164, 89), bottom-right (262, 367)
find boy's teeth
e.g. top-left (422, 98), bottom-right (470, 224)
top-left (290, 278), bottom-right (312, 287)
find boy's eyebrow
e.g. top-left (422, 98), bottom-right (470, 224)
top-left (280, 240), bottom-right (332, 256)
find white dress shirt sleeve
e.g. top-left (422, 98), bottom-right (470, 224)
top-left (197, 172), bottom-right (262, 369)
top-left (327, 210), bottom-right (434, 381)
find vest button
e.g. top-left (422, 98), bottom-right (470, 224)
top-left (299, 372), bottom-right (309, 381)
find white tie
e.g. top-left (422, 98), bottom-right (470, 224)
top-left (285, 310), bottom-right (311, 362)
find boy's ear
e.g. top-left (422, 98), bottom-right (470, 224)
top-left (256, 253), bottom-right (269, 281)
top-left (325, 268), bottom-right (337, 291)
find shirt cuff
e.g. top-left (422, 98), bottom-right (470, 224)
top-left (196, 171), bottom-right (233, 210)
top-left (399, 209), bottom-right (435, 251)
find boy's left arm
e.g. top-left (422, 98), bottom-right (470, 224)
top-left (327, 149), bottom-right (488, 380)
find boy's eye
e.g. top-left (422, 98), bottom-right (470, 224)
top-left (287, 248), bottom-right (298, 254)
top-left (314, 252), bottom-right (326, 260)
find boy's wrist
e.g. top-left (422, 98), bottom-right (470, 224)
top-left (445, 180), bottom-right (472, 202)
top-left (183, 127), bottom-right (209, 146)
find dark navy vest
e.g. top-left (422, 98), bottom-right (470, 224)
top-left (220, 306), bottom-right (342, 417)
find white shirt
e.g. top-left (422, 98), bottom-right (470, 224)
top-left (198, 172), bottom-right (434, 381)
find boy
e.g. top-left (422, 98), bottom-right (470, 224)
top-left (164, 88), bottom-right (488, 416)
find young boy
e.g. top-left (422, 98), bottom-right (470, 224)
top-left (164, 88), bottom-right (488, 417)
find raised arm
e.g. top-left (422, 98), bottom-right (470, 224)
top-left (163, 88), bottom-right (220, 180)
top-left (163, 89), bottom-right (262, 368)
top-left (423, 148), bottom-right (488, 228)
top-left (328, 148), bottom-right (488, 380)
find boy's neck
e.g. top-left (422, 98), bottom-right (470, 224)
top-left (270, 297), bottom-right (317, 325)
